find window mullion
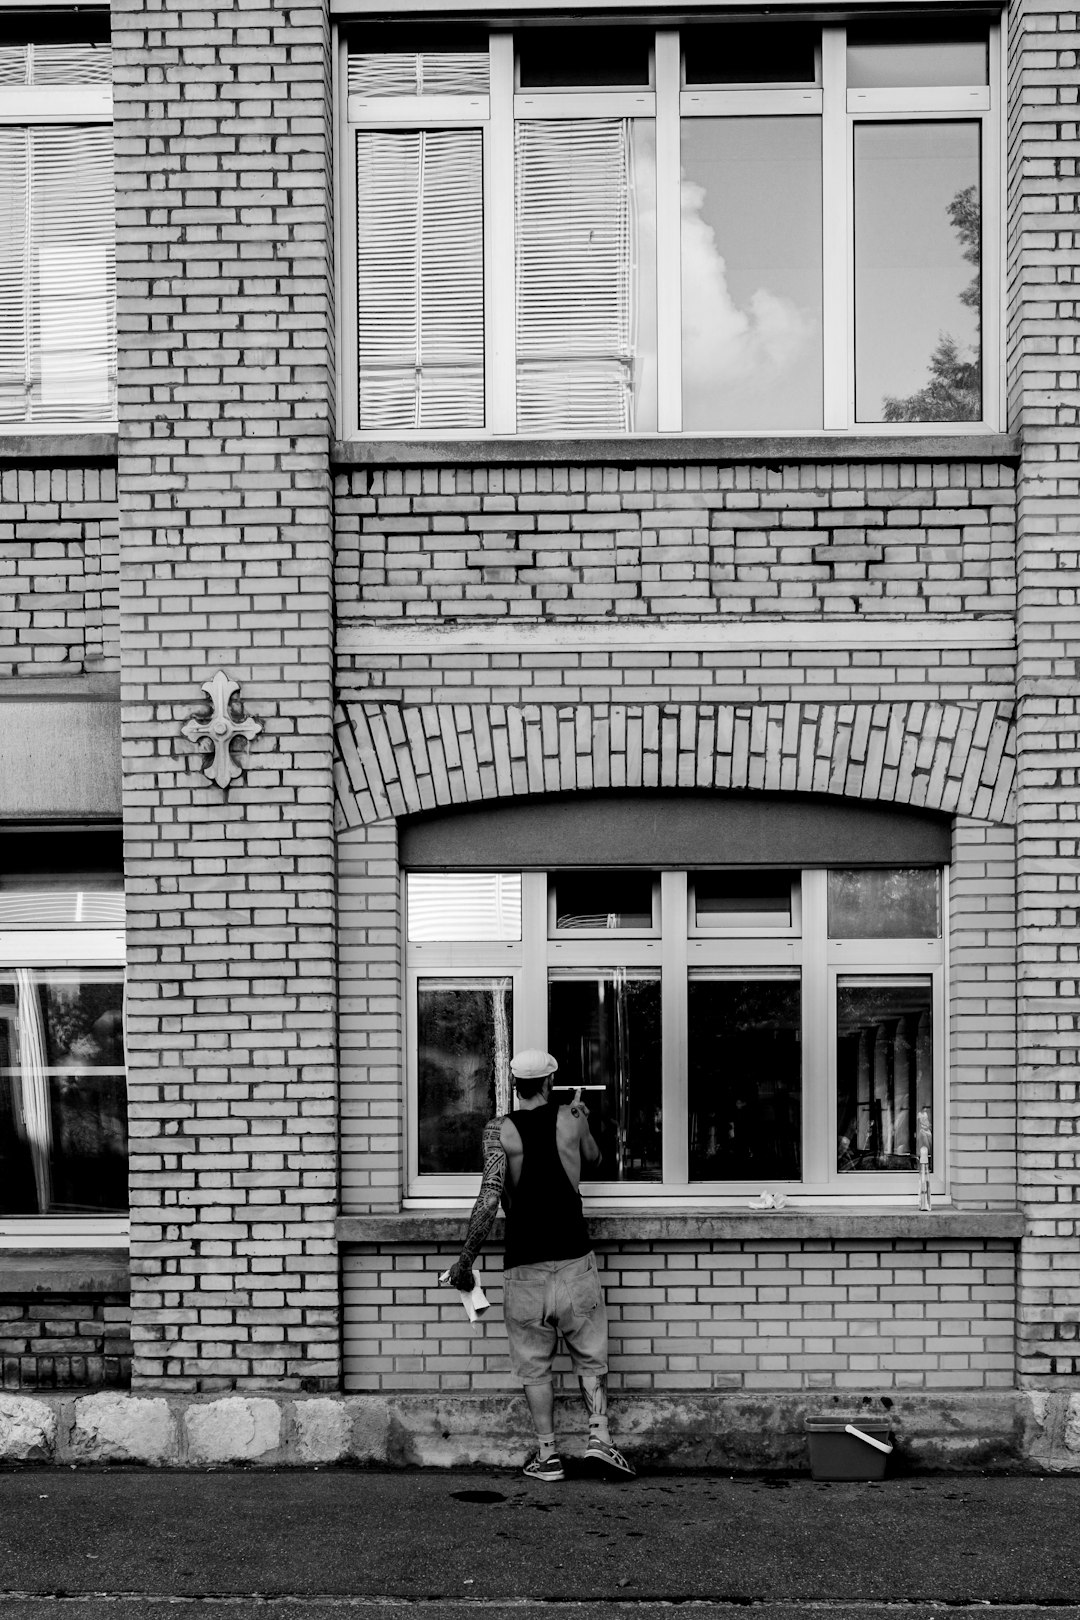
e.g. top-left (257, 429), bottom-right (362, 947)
top-left (800, 868), bottom-right (830, 1185)
top-left (821, 24), bottom-right (848, 430)
top-left (654, 28), bottom-right (682, 432)
top-left (520, 870), bottom-right (548, 1050)
top-left (487, 31), bottom-right (516, 433)
top-left (660, 871), bottom-right (687, 1185)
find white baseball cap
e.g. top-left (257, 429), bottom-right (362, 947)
top-left (510, 1049), bottom-right (559, 1081)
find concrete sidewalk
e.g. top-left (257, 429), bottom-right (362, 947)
top-left (0, 1469), bottom-right (1078, 1607)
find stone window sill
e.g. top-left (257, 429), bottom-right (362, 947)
top-left (0, 1250), bottom-right (130, 1294)
top-left (0, 432), bottom-right (118, 464)
top-left (336, 1209), bottom-right (1025, 1245)
top-left (332, 433), bottom-right (1019, 468)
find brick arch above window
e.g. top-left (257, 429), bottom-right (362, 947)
top-left (333, 700), bottom-right (1016, 830)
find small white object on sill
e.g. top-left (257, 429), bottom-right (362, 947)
top-left (747, 1191), bottom-right (788, 1211)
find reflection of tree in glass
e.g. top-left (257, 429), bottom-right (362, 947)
top-left (882, 185), bottom-right (980, 422)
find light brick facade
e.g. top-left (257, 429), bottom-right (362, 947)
top-left (1, 0), bottom-right (1080, 1468)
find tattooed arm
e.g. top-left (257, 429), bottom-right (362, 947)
top-left (446, 1117), bottom-right (507, 1291)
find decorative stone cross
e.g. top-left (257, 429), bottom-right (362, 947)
top-left (182, 670), bottom-right (262, 790)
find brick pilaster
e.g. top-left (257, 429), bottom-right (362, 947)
top-left (113, 0), bottom-right (338, 1389)
top-left (1008, 0), bottom-right (1080, 1383)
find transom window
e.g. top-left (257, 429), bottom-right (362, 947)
top-left (342, 17), bottom-right (999, 438)
top-left (405, 865), bottom-right (944, 1202)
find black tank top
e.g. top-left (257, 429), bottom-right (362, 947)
top-left (503, 1103), bottom-right (592, 1269)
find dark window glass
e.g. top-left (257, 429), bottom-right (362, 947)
top-left (837, 980), bottom-right (933, 1172)
top-left (548, 972), bottom-right (661, 1181)
top-left (688, 977), bottom-right (801, 1181)
top-left (0, 971), bottom-right (127, 1215)
top-left (518, 27), bottom-right (652, 89)
top-left (417, 977), bottom-right (512, 1174)
top-left (847, 25), bottom-right (988, 89)
top-left (552, 872), bottom-right (655, 932)
top-left (828, 868), bottom-right (940, 938)
top-left (684, 24), bottom-right (818, 85)
top-left (694, 870), bottom-right (795, 929)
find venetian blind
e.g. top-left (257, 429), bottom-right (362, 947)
top-left (356, 127), bottom-right (485, 431)
top-left (0, 125), bottom-right (115, 424)
top-left (348, 50), bottom-right (488, 97)
top-left (515, 119), bottom-right (635, 434)
top-left (0, 41), bottom-right (112, 85)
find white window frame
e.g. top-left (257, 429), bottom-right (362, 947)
top-left (340, 14), bottom-right (1003, 440)
top-left (0, 19), bottom-right (116, 437)
top-left (404, 865), bottom-right (947, 1206)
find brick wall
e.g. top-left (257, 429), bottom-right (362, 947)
top-left (949, 821), bottom-right (1018, 1208)
top-left (1008, 0), bottom-right (1080, 1383)
top-left (0, 1295), bottom-right (132, 1391)
top-left (342, 1242), bottom-right (1016, 1393)
top-left (0, 466), bottom-right (119, 675)
top-left (113, 0), bottom-right (339, 1391)
top-left (336, 463), bottom-right (1016, 621)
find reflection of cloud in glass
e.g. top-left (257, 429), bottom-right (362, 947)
top-left (679, 117), bottom-right (823, 431)
top-left (681, 176), bottom-right (810, 400)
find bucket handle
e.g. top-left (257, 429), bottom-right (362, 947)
top-left (844, 1423), bottom-right (894, 1455)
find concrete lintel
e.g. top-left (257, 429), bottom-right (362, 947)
top-left (336, 1209), bottom-right (1026, 1245)
top-left (338, 617), bottom-right (1017, 657)
top-left (333, 433), bottom-right (1020, 468)
top-left (0, 433), bottom-right (118, 465)
top-left (0, 1250), bottom-right (130, 1294)
top-left (0, 673), bottom-right (121, 701)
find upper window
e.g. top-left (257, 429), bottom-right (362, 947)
top-left (342, 17), bottom-right (999, 438)
top-left (0, 831), bottom-right (127, 1221)
top-left (405, 864), bottom-right (944, 1200)
top-left (0, 14), bottom-right (115, 429)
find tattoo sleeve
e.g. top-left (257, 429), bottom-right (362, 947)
top-left (446, 1118), bottom-right (506, 1291)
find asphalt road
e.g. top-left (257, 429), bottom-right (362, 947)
top-left (0, 1470), bottom-right (1078, 1617)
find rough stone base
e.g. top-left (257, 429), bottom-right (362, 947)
top-left (1, 1389), bottom-right (1079, 1470)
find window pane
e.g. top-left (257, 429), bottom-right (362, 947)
top-left (684, 24), bottom-right (818, 85)
top-left (694, 871), bottom-right (795, 930)
top-left (681, 117), bottom-right (822, 431)
top-left (552, 871), bottom-right (654, 931)
top-left (837, 980), bottom-right (933, 1172)
top-left (548, 972), bottom-right (661, 1181)
top-left (0, 882), bottom-right (123, 929)
top-left (847, 26), bottom-right (988, 89)
top-left (356, 128), bottom-right (484, 431)
top-left (516, 118), bottom-right (657, 434)
top-left (348, 29), bottom-right (489, 96)
top-left (828, 869), bottom-right (940, 939)
top-left (0, 126), bottom-right (116, 425)
top-left (407, 874), bottom-right (521, 942)
top-left (855, 122), bottom-right (981, 423)
top-left (417, 977), bottom-right (512, 1173)
top-left (518, 28), bottom-right (652, 88)
top-left (688, 977), bottom-right (801, 1181)
top-left (0, 971), bottom-right (127, 1215)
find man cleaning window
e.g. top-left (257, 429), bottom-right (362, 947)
top-left (446, 1048), bottom-right (635, 1482)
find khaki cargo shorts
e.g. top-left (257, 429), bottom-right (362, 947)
top-left (502, 1251), bottom-right (608, 1386)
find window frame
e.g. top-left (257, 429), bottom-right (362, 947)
top-left (0, 917), bottom-right (127, 1243)
top-left (338, 13), bottom-right (1004, 440)
top-left (0, 16), bottom-right (116, 436)
top-left (403, 864), bottom-right (948, 1206)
